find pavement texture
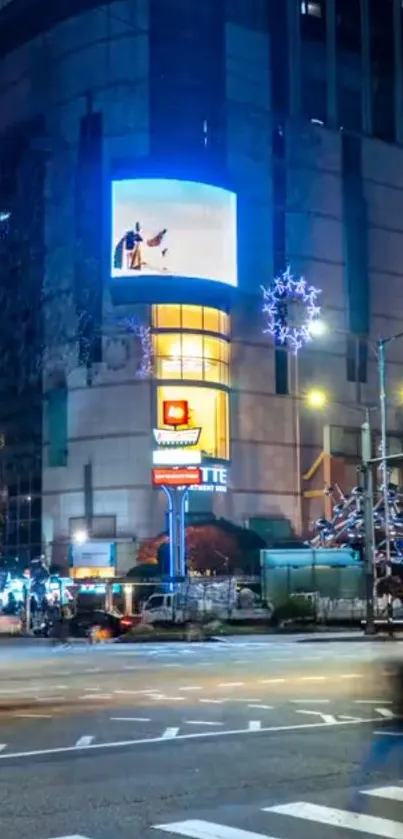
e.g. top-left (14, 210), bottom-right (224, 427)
top-left (1, 635), bottom-right (403, 839)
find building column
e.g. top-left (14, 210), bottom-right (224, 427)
top-left (360, 0), bottom-right (372, 135)
top-left (393, 0), bottom-right (403, 145)
top-left (287, 0), bottom-right (301, 117)
top-left (326, 0), bottom-right (337, 127)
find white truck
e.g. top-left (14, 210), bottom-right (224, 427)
top-left (141, 578), bottom-right (237, 625)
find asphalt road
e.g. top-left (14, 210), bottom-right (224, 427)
top-left (1, 636), bottom-right (403, 839)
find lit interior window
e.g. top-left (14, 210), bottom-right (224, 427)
top-left (157, 385), bottom-right (229, 460)
top-left (301, 1), bottom-right (322, 16)
top-left (153, 332), bottom-right (229, 385)
top-left (152, 304), bottom-right (230, 336)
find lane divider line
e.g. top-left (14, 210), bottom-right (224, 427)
top-left (0, 716), bottom-right (381, 761)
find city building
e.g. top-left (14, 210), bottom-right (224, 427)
top-left (0, 0), bottom-right (403, 575)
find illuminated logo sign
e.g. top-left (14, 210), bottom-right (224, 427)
top-left (153, 428), bottom-right (201, 447)
top-left (163, 400), bottom-right (189, 427)
top-left (190, 466), bottom-right (228, 493)
top-left (152, 449), bottom-right (202, 466)
top-left (111, 179), bottom-right (238, 288)
top-left (152, 468), bottom-right (202, 487)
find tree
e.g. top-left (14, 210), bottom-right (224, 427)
top-left (136, 519), bottom-right (267, 575)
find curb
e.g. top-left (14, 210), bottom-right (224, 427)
top-left (297, 635), bottom-right (403, 643)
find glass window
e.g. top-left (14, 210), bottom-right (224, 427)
top-left (153, 305), bottom-right (229, 336)
top-left (153, 333), bottom-right (229, 385)
top-left (203, 335), bottom-right (222, 362)
top-left (152, 305), bottom-right (181, 329)
top-left (181, 334), bottom-right (203, 380)
top-left (203, 307), bottom-right (219, 333)
top-left (181, 305), bottom-right (203, 330)
top-left (219, 311), bottom-right (230, 336)
top-left (157, 385), bottom-right (229, 460)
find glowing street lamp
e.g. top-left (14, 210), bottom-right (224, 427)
top-left (308, 319), bottom-right (328, 338)
top-left (72, 529), bottom-right (88, 545)
top-left (306, 388), bottom-right (328, 409)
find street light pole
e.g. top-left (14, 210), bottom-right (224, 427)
top-left (378, 338), bottom-right (392, 594)
top-left (377, 331), bottom-right (403, 630)
top-left (361, 410), bottom-right (375, 635)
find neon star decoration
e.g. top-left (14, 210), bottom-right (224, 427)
top-left (262, 267), bottom-right (322, 354)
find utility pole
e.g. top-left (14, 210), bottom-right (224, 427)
top-left (361, 411), bottom-right (375, 635)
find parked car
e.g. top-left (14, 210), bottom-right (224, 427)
top-left (68, 609), bottom-right (135, 639)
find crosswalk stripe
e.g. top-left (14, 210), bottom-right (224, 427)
top-left (154, 819), bottom-right (276, 839)
top-left (362, 786), bottom-right (403, 802)
top-left (264, 802), bottom-right (403, 837)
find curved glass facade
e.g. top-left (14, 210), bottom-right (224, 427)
top-left (152, 304), bottom-right (230, 460)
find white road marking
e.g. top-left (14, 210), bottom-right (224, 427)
top-left (248, 721), bottom-right (261, 731)
top-left (296, 710), bottom-right (337, 724)
top-left (36, 696), bottom-right (66, 702)
top-left (340, 673), bottom-right (362, 679)
top-left (162, 727), bottom-right (180, 739)
top-left (248, 705), bottom-right (274, 710)
top-left (75, 736), bottom-right (94, 747)
top-left (185, 721), bottom-right (223, 727)
top-left (179, 686), bottom-right (202, 692)
top-left (114, 690), bottom-right (157, 696)
top-left (151, 695), bottom-right (185, 702)
top-left (373, 730), bottom-right (403, 736)
top-left (363, 786), bottom-right (403, 801)
top-left (161, 663), bottom-right (182, 668)
top-left (79, 694), bottom-right (112, 700)
top-left (355, 700), bottom-right (392, 705)
top-left (265, 801), bottom-right (403, 837)
top-left (0, 745), bottom-right (5, 751)
top-left (259, 679), bottom-right (285, 684)
top-left (376, 708), bottom-right (396, 718)
top-left (14, 713), bottom-right (53, 719)
top-left (51, 835), bottom-right (93, 838)
top-left (0, 715), bottom-right (378, 761)
top-left (154, 819), bottom-right (270, 839)
top-left (84, 687), bottom-right (100, 692)
top-left (218, 682), bottom-right (244, 688)
top-left (111, 717), bottom-right (151, 722)
top-left (289, 699), bottom-right (330, 704)
top-left (299, 676), bottom-right (326, 682)
top-left (199, 699), bottom-right (224, 704)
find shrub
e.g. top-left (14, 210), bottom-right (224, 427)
top-left (271, 596), bottom-right (316, 626)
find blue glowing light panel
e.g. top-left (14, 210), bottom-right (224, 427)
top-left (111, 179), bottom-right (237, 288)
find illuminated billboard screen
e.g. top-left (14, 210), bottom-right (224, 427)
top-left (111, 179), bottom-right (237, 288)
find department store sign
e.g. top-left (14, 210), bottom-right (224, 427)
top-left (190, 465), bottom-right (228, 493)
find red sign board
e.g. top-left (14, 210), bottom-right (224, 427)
top-left (152, 468), bottom-right (201, 487)
top-left (163, 400), bottom-right (189, 427)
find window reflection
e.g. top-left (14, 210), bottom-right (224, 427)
top-left (153, 332), bottom-right (229, 385)
top-left (152, 304), bottom-right (229, 336)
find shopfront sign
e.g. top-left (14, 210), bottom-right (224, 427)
top-left (190, 465), bottom-right (228, 493)
top-left (153, 427), bottom-right (201, 447)
top-left (152, 467), bottom-right (202, 487)
top-left (163, 400), bottom-right (189, 426)
top-left (152, 448), bottom-right (202, 466)
top-left (70, 541), bottom-right (116, 569)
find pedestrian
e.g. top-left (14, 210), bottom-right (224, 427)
top-left (351, 660), bottom-right (403, 808)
